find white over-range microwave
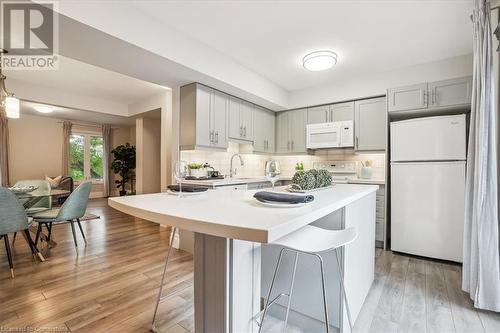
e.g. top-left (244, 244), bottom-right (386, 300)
top-left (306, 121), bottom-right (354, 149)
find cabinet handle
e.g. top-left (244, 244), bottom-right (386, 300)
top-left (265, 140), bottom-right (268, 150)
top-left (287, 141), bottom-right (290, 151)
top-left (210, 131), bottom-right (214, 144)
top-left (431, 90), bottom-right (436, 105)
top-left (244, 126), bottom-right (246, 137)
top-left (356, 136), bottom-right (359, 149)
top-left (240, 126), bottom-right (243, 137)
top-left (423, 91), bottom-right (428, 105)
top-left (215, 131), bottom-right (219, 144)
top-left (291, 141), bottom-right (294, 150)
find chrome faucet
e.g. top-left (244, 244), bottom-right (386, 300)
top-left (230, 154), bottom-right (244, 178)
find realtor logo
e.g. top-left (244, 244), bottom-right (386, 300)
top-left (1, 1), bottom-right (58, 70)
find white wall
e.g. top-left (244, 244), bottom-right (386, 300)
top-left (288, 54), bottom-right (473, 108)
top-left (8, 114), bottom-right (133, 197)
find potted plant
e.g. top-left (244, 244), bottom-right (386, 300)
top-left (111, 143), bottom-right (136, 196)
top-left (187, 163), bottom-right (206, 178)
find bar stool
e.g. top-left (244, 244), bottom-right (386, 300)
top-left (259, 226), bottom-right (357, 333)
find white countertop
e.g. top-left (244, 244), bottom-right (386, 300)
top-left (347, 178), bottom-right (385, 185)
top-left (180, 176), bottom-right (280, 187)
top-left (180, 176), bottom-right (384, 187)
top-left (108, 184), bottom-right (378, 243)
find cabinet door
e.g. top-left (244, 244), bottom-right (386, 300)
top-left (330, 102), bottom-right (354, 122)
top-left (253, 106), bottom-right (266, 152)
top-left (212, 90), bottom-right (228, 148)
top-left (290, 109), bottom-right (307, 153)
top-left (195, 85), bottom-right (212, 147)
top-left (240, 100), bottom-right (254, 141)
top-left (307, 105), bottom-right (329, 124)
top-left (429, 77), bottom-right (472, 108)
top-left (276, 111), bottom-right (289, 153)
top-left (228, 96), bottom-right (241, 140)
top-left (355, 97), bottom-right (387, 151)
top-left (266, 110), bottom-right (276, 152)
top-left (387, 83), bottom-right (428, 112)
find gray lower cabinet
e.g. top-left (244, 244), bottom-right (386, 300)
top-left (354, 97), bottom-right (387, 151)
top-left (229, 97), bottom-right (253, 142)
top-left (180, 83), bottom-right (228, 150)
top-left (253, 106), bottom-right (275, 153)
top-left (277, 109), bottom-right (307, 153)
top-left (388, 76), bottom-right (472, 113)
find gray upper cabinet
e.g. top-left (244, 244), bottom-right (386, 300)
top-left (307, 105), bottom-right (330, 124)
top-left (428, 77), bottom-right (472, 108)
top-left (253, 106), bottom-right (275, 153)
top-left (277, 109), bottom-right (307, 153)
top-left (388, 76), bottom-right (472, 113)
top-left (276, 111), bottom-right (289, 153)
top-left (180, 83), bottom-right (228, 150)
top-left (387, 83), bottom-right (428, 112)
top-left (228, 97), bottom-right (254, 142)
top-left (355, 97), bottom-right (387, 151)
top-left (330, 102), bottom-right (354, 121)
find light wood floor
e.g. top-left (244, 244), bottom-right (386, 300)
top-left (1, 198), bottom-right (499, 333)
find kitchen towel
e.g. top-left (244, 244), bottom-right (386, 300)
top-left (254, 191), bottom-right (314, 204)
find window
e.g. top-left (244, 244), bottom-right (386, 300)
top-left (69, 132), bottom-right (103, 183)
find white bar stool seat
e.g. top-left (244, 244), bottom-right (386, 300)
top-left (259, 225), bottom-right (357, 333)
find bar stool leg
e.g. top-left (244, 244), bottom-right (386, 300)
top-left (283, 251), bottom-right (299, 332)
top-left (259, 248), bottom-right (286, 333)
top-left (316, 254), bottom-right (330, 333)
top-left (335, 249), bottom-right (353, 332)
top-left (151, 227), bottom-right (178, 333)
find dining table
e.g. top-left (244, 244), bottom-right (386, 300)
top-left (13, 189), bottom-right (71, 247)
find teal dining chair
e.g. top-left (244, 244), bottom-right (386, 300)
top-left (0, 187), bottom-right (45, 278)
top-left (32, 181), bottom-right (92, 248)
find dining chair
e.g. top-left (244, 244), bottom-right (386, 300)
top-left (32, 181), bottom-right (92, 248)
top-left (13, 180), bottom-right (52, 215)
top-left (0, 187), bottom-right (45, 278)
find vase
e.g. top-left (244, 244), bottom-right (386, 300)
top-left (360, 167), bottom-right (373, 179)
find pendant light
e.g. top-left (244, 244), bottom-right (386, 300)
top-left (0, 49), bottom-right (20, 118)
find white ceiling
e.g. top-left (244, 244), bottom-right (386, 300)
top-left (20, 100), bottom-right (135, 126)
top-left (6, 55), bottom-right (168, 106)
top-left (132, 0), bottom-right (473, 92)
top-left (20, 100), bottom-right (161, 126)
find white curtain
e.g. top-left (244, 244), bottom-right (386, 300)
top-left (463, 0), bottom-right (500, 312)
top-left (102, 124), bottom-right (112, 197)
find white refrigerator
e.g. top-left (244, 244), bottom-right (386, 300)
top-left (390, 114), bottom-right (466, 262)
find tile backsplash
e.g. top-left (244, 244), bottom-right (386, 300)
top-left (180, 142), bottom-right (386, 179)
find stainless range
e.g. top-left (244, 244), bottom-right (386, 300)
top-left (313, 161), bottom-right (358, 184)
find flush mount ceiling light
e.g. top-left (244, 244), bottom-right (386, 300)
top-left (34, 105), bottom-right (55, 113)
top-left (0, 49), bottom-right (20, 118)
top-left (302, 50), bottom-right (338, 71)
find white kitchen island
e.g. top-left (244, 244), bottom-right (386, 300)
top-left (108, 184), bottom-right (377, 333)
